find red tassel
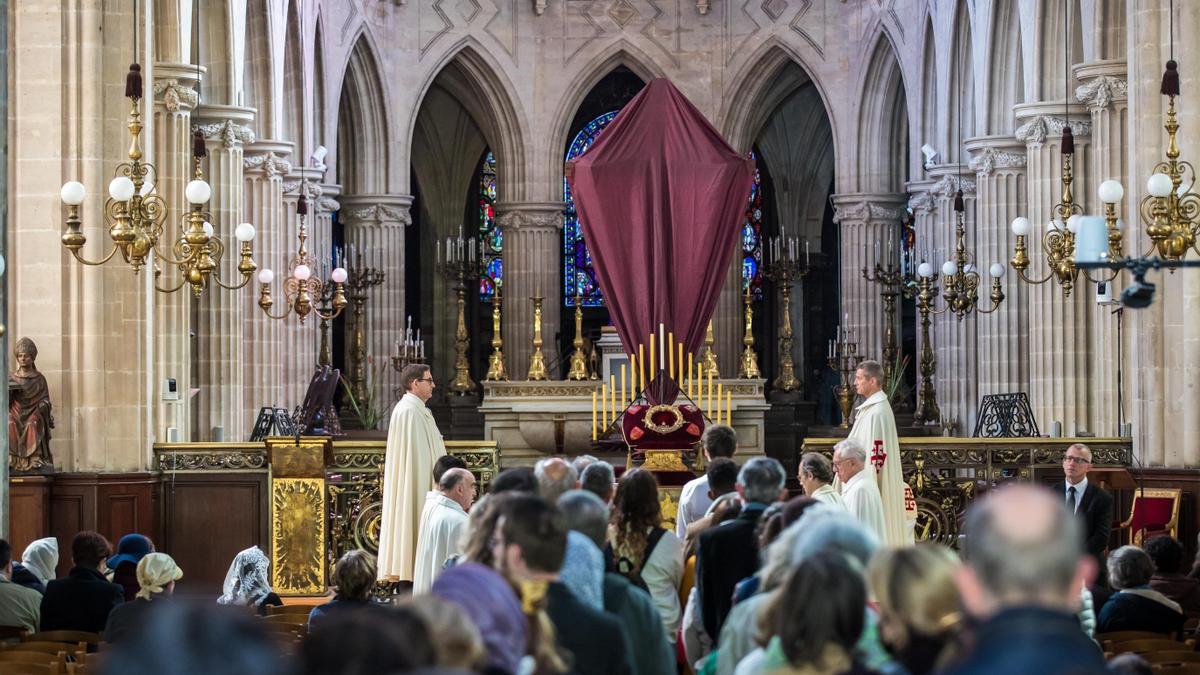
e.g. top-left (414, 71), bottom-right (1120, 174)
top-left (954, 190), bottom-right (964, 213)
top-left (1162, 60), bottom-right (1181, 97)
top-left (192, 130), bottom-right (207, 160)
top-left (125, 63), bottom-right (143, 100)
top-left (297, 194), bottom-right (309, 217)
top-left (1061, 126), bottom-right (1075, 155)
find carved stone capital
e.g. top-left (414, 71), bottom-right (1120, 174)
top-left (533, 0), bottom-right (546, 14)
top-left (193, 120), bottom-right (256, 149)
top-left (1015, 115), bottom-right (1093, 146)
top-left (1075, 75), bottom-right (1128, 111)
top-left (908, 192), bottom-right (936, 214)
top-left (831, 200), bottom-right (905, 225)
top-left (968, 147), bottom-right (1027, 176)
top-left (153, 79), bottom-right (199, 113)
top-left (495, 202), bottom-right (565, 231)
top-left (282, 181), bottom-right (323, 200)
top-left (244, 152), bottom-right (292, 178)
top-left (341, 202), bottom-right (412, 227)
top-left (928, 174), bottom-right (977, 198)
top-left (317, 197), bottom-right (341, 213)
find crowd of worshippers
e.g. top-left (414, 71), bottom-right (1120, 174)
top-left (3, 434), bottom-right (1200, 674)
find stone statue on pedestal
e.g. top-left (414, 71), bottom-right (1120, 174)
top-left (9, 337), bottom-right (54, 473)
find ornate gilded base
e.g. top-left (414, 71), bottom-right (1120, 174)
top-left (633, 449), bottom-right (690, 472)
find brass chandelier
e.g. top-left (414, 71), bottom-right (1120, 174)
top-left (59, 3), bottom-right (257, 297)
top-left (256, 192), bottom-right (348, 324)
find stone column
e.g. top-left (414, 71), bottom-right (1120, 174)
top-left (906, 182), bottom-right (937, 424)
top-left (1014, 104), bottom-right (1095, 436)
top-left (924, 171), bottom-right (980, 433)
top-left (966, 136), bottom-right (1031, 401)
top-left (152, 64), bottom-right (201, 441)
top-left (829, 193), bottom-right (907, 366)
top-left (340, 194), bottom-right (412, 400)
top-left (241, 144), bottom-right (291, 425)
top-left (1076, 61), bottom-right (1129, 439)
top-left (496, 202), bottom-right (563, 377)
top-left (192, 106), bottom-right (254, 441)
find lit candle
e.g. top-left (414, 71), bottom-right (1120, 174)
top-left (592, 391), bottom-right (598, 441)
top-left (638, 343), bottom-right (646, 397)
top-left (668, 332), bottom-right (675, 381)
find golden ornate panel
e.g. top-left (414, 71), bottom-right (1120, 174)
top-left (271, 477), bottom-right (326, 595)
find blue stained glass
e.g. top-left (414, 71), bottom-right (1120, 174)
top-left (742, 151), bottom-right (765, 299)
top-left (743, 256), bottom-right (757, 282)
top-left (478, 151), bottom-right (501, 302)
top-left (564, 111), bottom-right (620, 307)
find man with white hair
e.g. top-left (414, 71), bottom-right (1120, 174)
top-left (412, 467), bottom-right (476, 593)
top-left (847, 359), bottom-right (914, 546)
top-left (833, 438), bottom-right (886, 543)
top-left (535, 457), bottom-right (578, 503)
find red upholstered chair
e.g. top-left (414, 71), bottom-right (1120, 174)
top-left (1118, 488), bottom-right (1182, 546)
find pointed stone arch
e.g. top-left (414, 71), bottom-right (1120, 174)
top-left (919, 16), bottom-right (937, 159)
top-left (407, 38), bottom-right (529, 201)
top-left (243, 0), bottom-right (274, 137)
top-left (336, 31), bottom-right (390, 194)
top-left (281, 0), bottom-right (303, 149)
top-left (856, 33), bottom-right (909, 193)
top-left (946, 1), bottom-right (976, 160)
top-left (313, 14), bottom-right (328, 151)
top-left (986, 0), bottom-right (1024, 134)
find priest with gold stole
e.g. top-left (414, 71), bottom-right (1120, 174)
top-left (847, 360), bottom-right (915, 547)
top-left (378, 364), bottom-right (447, 581)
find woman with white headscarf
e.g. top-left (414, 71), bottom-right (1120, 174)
top-left (13, 537), bottom-right (58, 593)
top-left (217, 547), bottom-right (282, 615)
top-left (105, 553), bottom-right (184, 644)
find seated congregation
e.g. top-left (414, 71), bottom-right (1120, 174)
top-left (1, 428), bottom-right (1197, 675)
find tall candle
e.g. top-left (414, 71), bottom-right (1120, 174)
top-left (678, 343), bottom-right (684, 391)
top-left (687, 352), bottom-right (695, 400)
top-left (707, 370), bottom-right (714, 418)
top-left (716, 383), bottom-right (724, 425)
top-left (659, 324), bottom-right (666, 375)
top-left (592, 391), bottom-right (598, 441)
top-left (638, 343), bottom-right (646, 396)
top-left (726, 390), bottom-right (733, 426)
top-left (601, 384), bottom-right (608, 433)
top-left (668, 332), bottom-right (675, 381)
top-left (620, 364), bottom-right (627, 409)
top-left (610, 375), bottom-right (617, 425)
top-left (648, 335), bottom-right (655, 381)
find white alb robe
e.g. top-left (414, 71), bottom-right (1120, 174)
top-left (848, 391), bottom-right (915, 547)
top-left (412, 493), bottom-right (468, 594)
top-left (378, 392), bottom-right (447, 580)
top-left (841, 468), bottom-right (887, 543)
top-left (810, 483), bottom-right (847, 511)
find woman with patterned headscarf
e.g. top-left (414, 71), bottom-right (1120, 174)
top-left (217, 547), bottom-right (282, 615)
top-left (105, 553), bottom-right (184, 644)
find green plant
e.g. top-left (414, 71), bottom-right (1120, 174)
top-left (340, 356), bottom-right (389, 430)
top-left (884, 353), bottom-right (912, 402)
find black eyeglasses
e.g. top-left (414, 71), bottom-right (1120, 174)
top-left (1063, 456), bottom-right (1092, 465)
top-left (416, 377), bottom-right (434, 383)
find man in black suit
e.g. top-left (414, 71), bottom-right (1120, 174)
top-left (1052, 443), bottom-right (1114, 580)
top-left (695, 456), bottom-right (787, 639)
top-left (40, 531), bottom-right (124, 632)
top-left (492, 494), bottom-right (633, 675)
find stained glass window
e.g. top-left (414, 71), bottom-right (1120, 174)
top-left (742, 151), bottom-right (765, 300)
top-left (563, 110), bottom-right (620, 307)
top-left (478, 150), bottom-right (501, 302)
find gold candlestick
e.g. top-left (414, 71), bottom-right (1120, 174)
top-left (738, 286), bottom-right (761, 379)
top-left (764, 253), bottom-right (810, 392)
top-left (448, 276), bottom-right (476, 394)
top-left (484, 281), bottom-right (508, 381)
top-left (827, 327), bottom-right (864, 428)
top-left (527, 293), bottom-right (548, 381)
top-left (700, 320), bottom-right (720, 377)
top-left (566, 293), bottom-right (588, 380)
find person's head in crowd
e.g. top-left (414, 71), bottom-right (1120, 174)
top-left (108, 534), bottom-right (155, 571)
top-left (1106, 653), bottom-right (1155, 675)
top-left (758, 551), bottom-right (867, 672)
top-left (21, 537), bottom-right (59, 585)
top-left (610, 468), bottom-right (663, 564)
top-left (560, 531), bottom-right (605, 610)
top-left (535, 457), bottom-right (578, 504)
top-left (1063, 442), bottom-right (1093, 487)
top-left (701, 424), bottom-right (737, 461)
top-left (490, 466), bottom-right (537, 495)
top-left (736, 456), bottom-right (787, 506)
top-left (1108, 545), bottom-right (1155, 591)
top-left (780, 495), bottom-right (820, 528)
top-left (301, 605), bottom-right (436, 675)
top-left (798, 452), bottom-right (835, 496)
top-left (832, 438), bottom-right (868, 484)
top-left (330, 549), bottom-right (377, 603)
top-left (491, 495), bottom-right (568, 583)
top-left (559, 489), bottom-right (609, 550)
top-left (404, 596), bottom-right (486, 672)
top-left (462, 494), bottom-right (510, 567)
top-left (760, 505), bottom-right (877, 593)
top-left (708, 492), bottom-right (744, 527)
top-left (101, 601), bottom-right (290, 675)
top-left (579, 460), bottom-right (616, 504)
top-left (756, 503), bottom-right (786, 550)
top-left (135, 553), bottom-right (183, 601)
top-left (432, 563), bottom-right (528, 675)
top-left (440, 467), bottom-right (478, 512)
top-left (402, 363), bottom-right (436, 402)
top-left (706, 457), bottom-right (739, 499)
top-left (433, 454), bottom-right (468, 485)
top-left (72, 531), bottom-right (111, 571)
top-left (0, 539), bottom-right (13, 579)
top-left (957, 485), bottom-right (1094, 618)
top-left (218, 546), bottom-right (274, 607)
top-left (1144, 535), bottom-right (1185, 576)
top-left (868, 543), bottom-right (962, 670)
top-left (571, 454), bottom-right (598, 477)
top-left (855, 360), bottom-right (885, 398)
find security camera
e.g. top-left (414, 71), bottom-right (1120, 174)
top-left (921, 144), bottom-right (938, 169)
top-left (311, 145), bottom-right (328, 167)
top-left (1120, 275), bottom-right (1156, 309)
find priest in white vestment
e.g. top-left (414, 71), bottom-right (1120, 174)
top-left (378, 364), bottom-right (447, 581)
top-left (833, 438), bottom-right (887, 543)
top-left (413, 467), bottom-right (476, 593)
top-left (847, 360), bottom-right (915, 547)
top-left (798, 452), bottom-right (847, 511)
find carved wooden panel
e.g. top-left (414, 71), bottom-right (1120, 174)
top-left (161, 475), bottom-right (268, 594)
